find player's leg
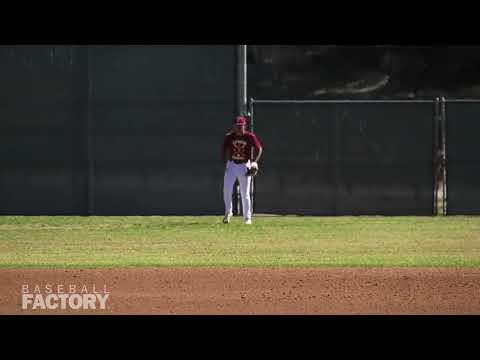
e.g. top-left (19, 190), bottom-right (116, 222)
top-left (237, 164), bottom-right (252, 224)
top-left (223, 161), bottom-right (236, 223)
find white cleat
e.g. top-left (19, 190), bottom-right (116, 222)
top-left (244, 219), bottom-right (252, 225)
top-left (223, 215), bottom-right (232, 224)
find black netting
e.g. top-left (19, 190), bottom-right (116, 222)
top-left (0, 45), bottom-right (236, 215)
top-left (0, 46), bottom-right (85, 214)
top-left (446, 102), bottom-right (480, 215)
top-left (252, 102), bottom-right (434, 215)
top-left (90, 46), bottom-right (236, 215)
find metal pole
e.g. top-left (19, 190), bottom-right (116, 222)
top-left (433, 97), bottom-right (440, 215)
top-left (249, 98), bottom-right (255, 214)
top-left (249, 97), bottom-right (255, 132)
top-left (442, 99), bottom-right (480, 103)
top-left (333, 105), bottom-right (341, 215)
top-left (251, 99), bottom-right (435, 104)
top-left (441, 96), bottom-right (447, 216)
top-left (233, 45), bottom-right (247, 217)
top-left (237, 45), bottom-right (247, 115)
top-left (87, 47), bottom-right (94, 215)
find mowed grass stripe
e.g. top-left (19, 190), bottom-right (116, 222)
top-left (0, 216), bottom-right (479, 268)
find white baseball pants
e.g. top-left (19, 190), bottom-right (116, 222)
top-left (223, 160), bottom-right (252, 221)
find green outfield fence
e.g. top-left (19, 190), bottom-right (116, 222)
top-left (0, 45), bottom-right (478, 215)
top-left (244, 97), bottom-right (479, 216)
top-left (247, 99), bottom-right (437, 216)
top-left (444, 99), bottom-right (480, 215)
top-left (0, 45), bottom-right (237, 215)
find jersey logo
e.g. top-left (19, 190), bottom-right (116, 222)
top-left (232, 140), bottom-right (248, 160)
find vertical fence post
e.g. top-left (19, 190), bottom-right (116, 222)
top-left (233, 45), bottom-right (248, 217)
top-left (237, 45), bottom-right (247, 115)
top-left (249, 98), bottom-right (255, 132)
top-left (86, 46), bottom-right (94, 215)
top-left (249, 98), bottom-right (255, 214)
top-left (441, 96), bottom-right (447, 215)
top-left (333, 104), bottom-right (341, 215)
top-left (433, 97), bottom-right (440, 215)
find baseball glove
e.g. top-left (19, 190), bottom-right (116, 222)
top-left (246, 162), bottom-right (259, 177)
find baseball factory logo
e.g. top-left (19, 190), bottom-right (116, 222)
top-left (21, 284), bottom-right (110, 311)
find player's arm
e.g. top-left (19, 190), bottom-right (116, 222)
top-left (253, 146), bottom-right (263, 163)
top-left (246, 136), bottom-right (262, 176)
top-left (222, 134), bottom-right (231, 165)
top-left (251, 133), bottom-right (263, 164)
top-left (223, 148), bottom-right (230, 165)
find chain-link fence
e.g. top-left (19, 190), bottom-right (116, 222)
top-left (248, 99), bottom-right (437, 215)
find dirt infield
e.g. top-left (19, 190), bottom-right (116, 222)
top-left (1, 268), bottom-right (480, 314)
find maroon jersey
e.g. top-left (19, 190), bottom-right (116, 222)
top-left (223, 131), bottom-right (262, 162)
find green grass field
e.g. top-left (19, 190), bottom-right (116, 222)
top-left (0, 216), bottom-right (479, 268)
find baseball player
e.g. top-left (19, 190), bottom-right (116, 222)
top-left (222, 115), bottom-right (263, 224)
